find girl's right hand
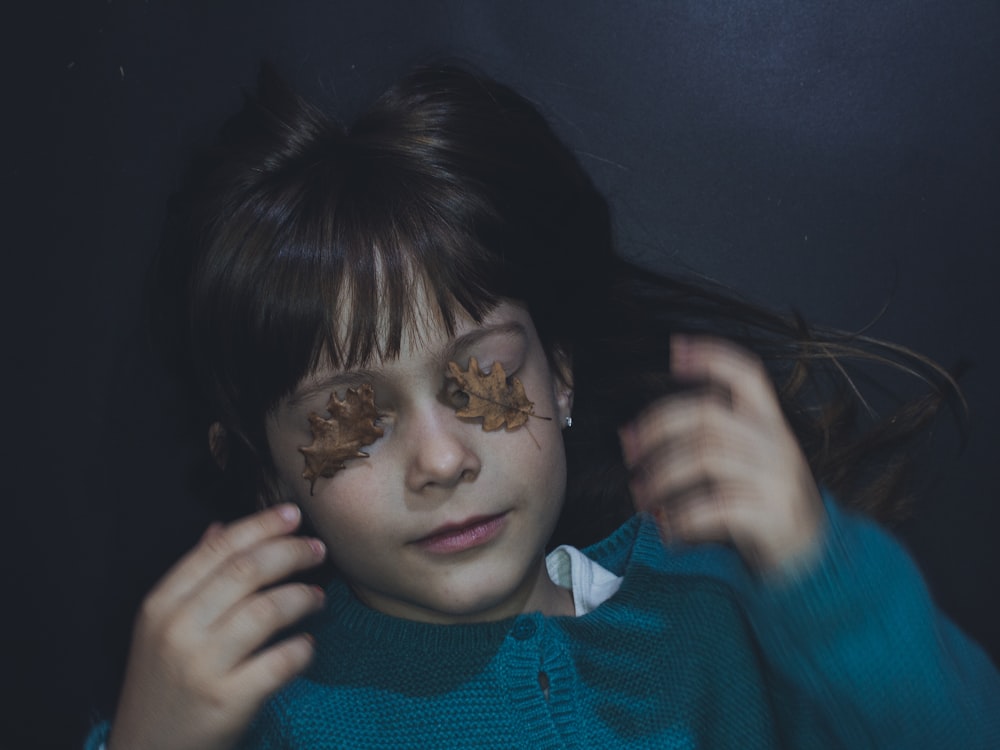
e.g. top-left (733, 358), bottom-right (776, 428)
top-left (106, 504), bottom-right (327, 750)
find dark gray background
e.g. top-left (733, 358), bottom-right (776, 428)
top-left (7, 2), bottom-right (998, 747)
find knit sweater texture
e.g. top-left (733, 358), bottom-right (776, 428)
top-left (84, 498), bottom-right (1000, 749)
top-left (228, 499), bottom-right (1000, 749)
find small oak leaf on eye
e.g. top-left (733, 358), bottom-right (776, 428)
top-left (445, 358), bottom-right (548, 431)
top-left (298, 383), bottom-right (384, 494)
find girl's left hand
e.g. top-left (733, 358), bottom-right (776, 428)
top-left (619, 334), bottom-right (826, 574)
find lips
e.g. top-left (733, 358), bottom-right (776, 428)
top-left (413, 512), bottom-right (508, 554)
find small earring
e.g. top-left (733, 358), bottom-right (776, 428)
top-left (564, 416), bottom-right (573, 428)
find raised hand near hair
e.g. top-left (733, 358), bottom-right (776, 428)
top-left (620, 335), bottom-right (826, 574)
top-left (107, 505), bottom-right (327, 750)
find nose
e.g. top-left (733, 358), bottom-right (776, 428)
top-left (404, 404), bottom-right (481, 493)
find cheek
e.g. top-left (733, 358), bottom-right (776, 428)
top-left (299, 480), bottom-right (401, 586)
top-left (295, 464), bottom-right (388, 542)
top-left (265, 420), bottom-right (307, 486)
top-left (510, 415), bottom-right (568, 498)
top-left (270, 447), bottom-right (313, 503)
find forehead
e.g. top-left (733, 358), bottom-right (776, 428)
top-left (322, 251), bottom-right (501, 365)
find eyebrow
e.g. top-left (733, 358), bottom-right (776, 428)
top-left (439, 321), bottom-right (527, 365)
top-left (285, 321), bottom-right (528, 410)
top-left (285, 369), bottom-right (381, 410)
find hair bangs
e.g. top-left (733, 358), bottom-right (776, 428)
top-left (178, 63), bottom-right (612, 510)
top-left (315, 158), bottom-right (513, 373)
top-left (208, 141), bottom-right (519, 425)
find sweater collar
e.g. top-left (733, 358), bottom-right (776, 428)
top-left (309, 516), bottom-right (650, 656)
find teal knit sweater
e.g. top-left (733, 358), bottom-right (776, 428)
top-left (230, 499), bottom-right (1000, 749)
top-left (85, 499), bottom-right (999, 748)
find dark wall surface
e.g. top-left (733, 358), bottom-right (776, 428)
top-left (7, 2), bottom-right (998, 747)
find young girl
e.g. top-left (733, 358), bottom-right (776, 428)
top-left (89, 64), bottom-right (999, 749)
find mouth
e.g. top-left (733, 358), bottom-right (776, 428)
top-left (413, 512), bottom-right (509, 554)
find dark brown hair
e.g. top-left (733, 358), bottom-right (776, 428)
top-left (153, 63), bottom-right (961, 544)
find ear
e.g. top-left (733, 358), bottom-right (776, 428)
top-left (208, 422), bottom-right (229, 469)
top-left (550, 347), bottom-right (574, 426)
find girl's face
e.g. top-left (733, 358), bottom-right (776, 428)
top-left (265, 299), bottom-right (574, 623)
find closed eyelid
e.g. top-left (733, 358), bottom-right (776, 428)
top-left (449, 358), bottom-right (517, 378)
top-left (445, 337), bottom-right (529, 377)
top-left (441, 323), bottom-right (528, 364)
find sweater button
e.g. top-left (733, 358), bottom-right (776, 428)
top-left (510, 619), bottom-right (537, 640)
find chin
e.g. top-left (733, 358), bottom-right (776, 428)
top-left (423, 567), bottom-right (542, 623)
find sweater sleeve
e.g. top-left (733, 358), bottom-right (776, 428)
top-left (741, 494), bottom-right (1000, 749)
top-left (82, 720), bottom-right (110, 750)
top-left (234, 689), bottom-right (294, 750)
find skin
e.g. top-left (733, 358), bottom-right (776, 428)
top-left (620, 334), bottom-right (825, 573)
top-left (107, 505), bottom-right (328, 750)
top-left (266, 300), bottom-right (575, 624)
top-left (108, 316), bottom-right (825, 750)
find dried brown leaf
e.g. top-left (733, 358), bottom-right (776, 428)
top-left (446, 358), bottom-right (545, 431)
top-left (299, 383), bottom-right (384, 493)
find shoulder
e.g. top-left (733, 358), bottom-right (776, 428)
top-left (583, 513), bottom-right (752, 588)
top-left (573, 514), bottom-right (762, 648)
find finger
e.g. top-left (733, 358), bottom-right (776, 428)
top-left (201, 521), bottom-right (223, 541)
top-left (628, 420), bottom-right (759, 512)
top-left (670, 335), bottom-right (780, 422)
top-left (150, 504), bottom-right (303, 610)
top-left (186, 535), bottom-right (327, 628)
top-left (654, 476), bottom-right (822, 571)
top-left (621, 388), bottom-right (754, 471)
top-left (210, 582), bottom-right (326, 671)
top-left (659, 482), bottom-right (745, 546)
top-left (667, 482), bottom-right (791, 571)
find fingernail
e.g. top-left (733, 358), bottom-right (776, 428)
top-left (308, 538), bottom-right (327, 558)
top-left (277, 504), bottom-right (300, 523)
